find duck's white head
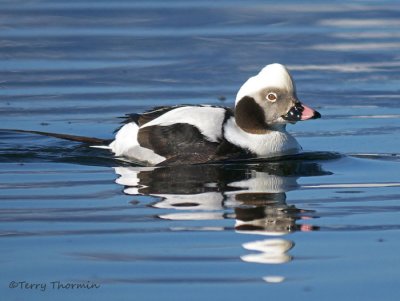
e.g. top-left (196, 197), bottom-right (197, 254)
top-left (234, 63), bottom-right (320, 134)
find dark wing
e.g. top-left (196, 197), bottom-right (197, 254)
top-left (137, 123), bottom-right (220, 165)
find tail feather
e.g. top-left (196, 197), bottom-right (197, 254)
top-left (2, 129), bottom-right (112, 145)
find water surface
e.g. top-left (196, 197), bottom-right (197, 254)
top-left (1, 1), bottom-right (400, 300)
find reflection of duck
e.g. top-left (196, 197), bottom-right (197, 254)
top-left (115, 161), bottom-right (326, 234)
top-left (232, 184), bottom-right (319, 236)
top-left (241, 239), bottom-right (294, 264)
top-left (109, 64), bottom-right (320, 165)
top-left (115, 160), bottom-right (328, 276)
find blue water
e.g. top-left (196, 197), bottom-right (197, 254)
top-left (1, 1), bottom-right (400, 300)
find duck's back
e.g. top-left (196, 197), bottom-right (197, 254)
top-left (110, 105), bottom-right (235, 165)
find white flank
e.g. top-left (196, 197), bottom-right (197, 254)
top-left (109, 122), bottom-right (165, 165)
top-left (141, 106), bottom-right (226, 142)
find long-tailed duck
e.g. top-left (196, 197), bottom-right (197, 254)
top-left (109, 63), bottom-right (320, 165)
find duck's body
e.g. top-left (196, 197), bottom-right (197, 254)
top-left (110, 104), bottom-right (301, 165)
top-left (109, 64), bottom-right (321, 166)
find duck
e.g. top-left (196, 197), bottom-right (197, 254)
top-left (109, 63), bottom-right (321, 166)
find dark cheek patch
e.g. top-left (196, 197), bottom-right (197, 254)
top-left (235, 96), bottom-right (269, 134)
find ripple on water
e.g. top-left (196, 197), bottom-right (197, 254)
top-left (1, 0), bottom-right (400, 300)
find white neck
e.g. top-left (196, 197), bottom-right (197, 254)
top-left (223, 117), bottom-right (301, 157)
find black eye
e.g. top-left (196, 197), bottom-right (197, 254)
top-left (266, 92), bottom-right (277, 102)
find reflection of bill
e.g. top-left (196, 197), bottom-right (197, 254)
top-left (114, 161), bottom-right (326, 279)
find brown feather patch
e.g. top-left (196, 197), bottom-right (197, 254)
top-left (234, 96), bottom-right (270, 134)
